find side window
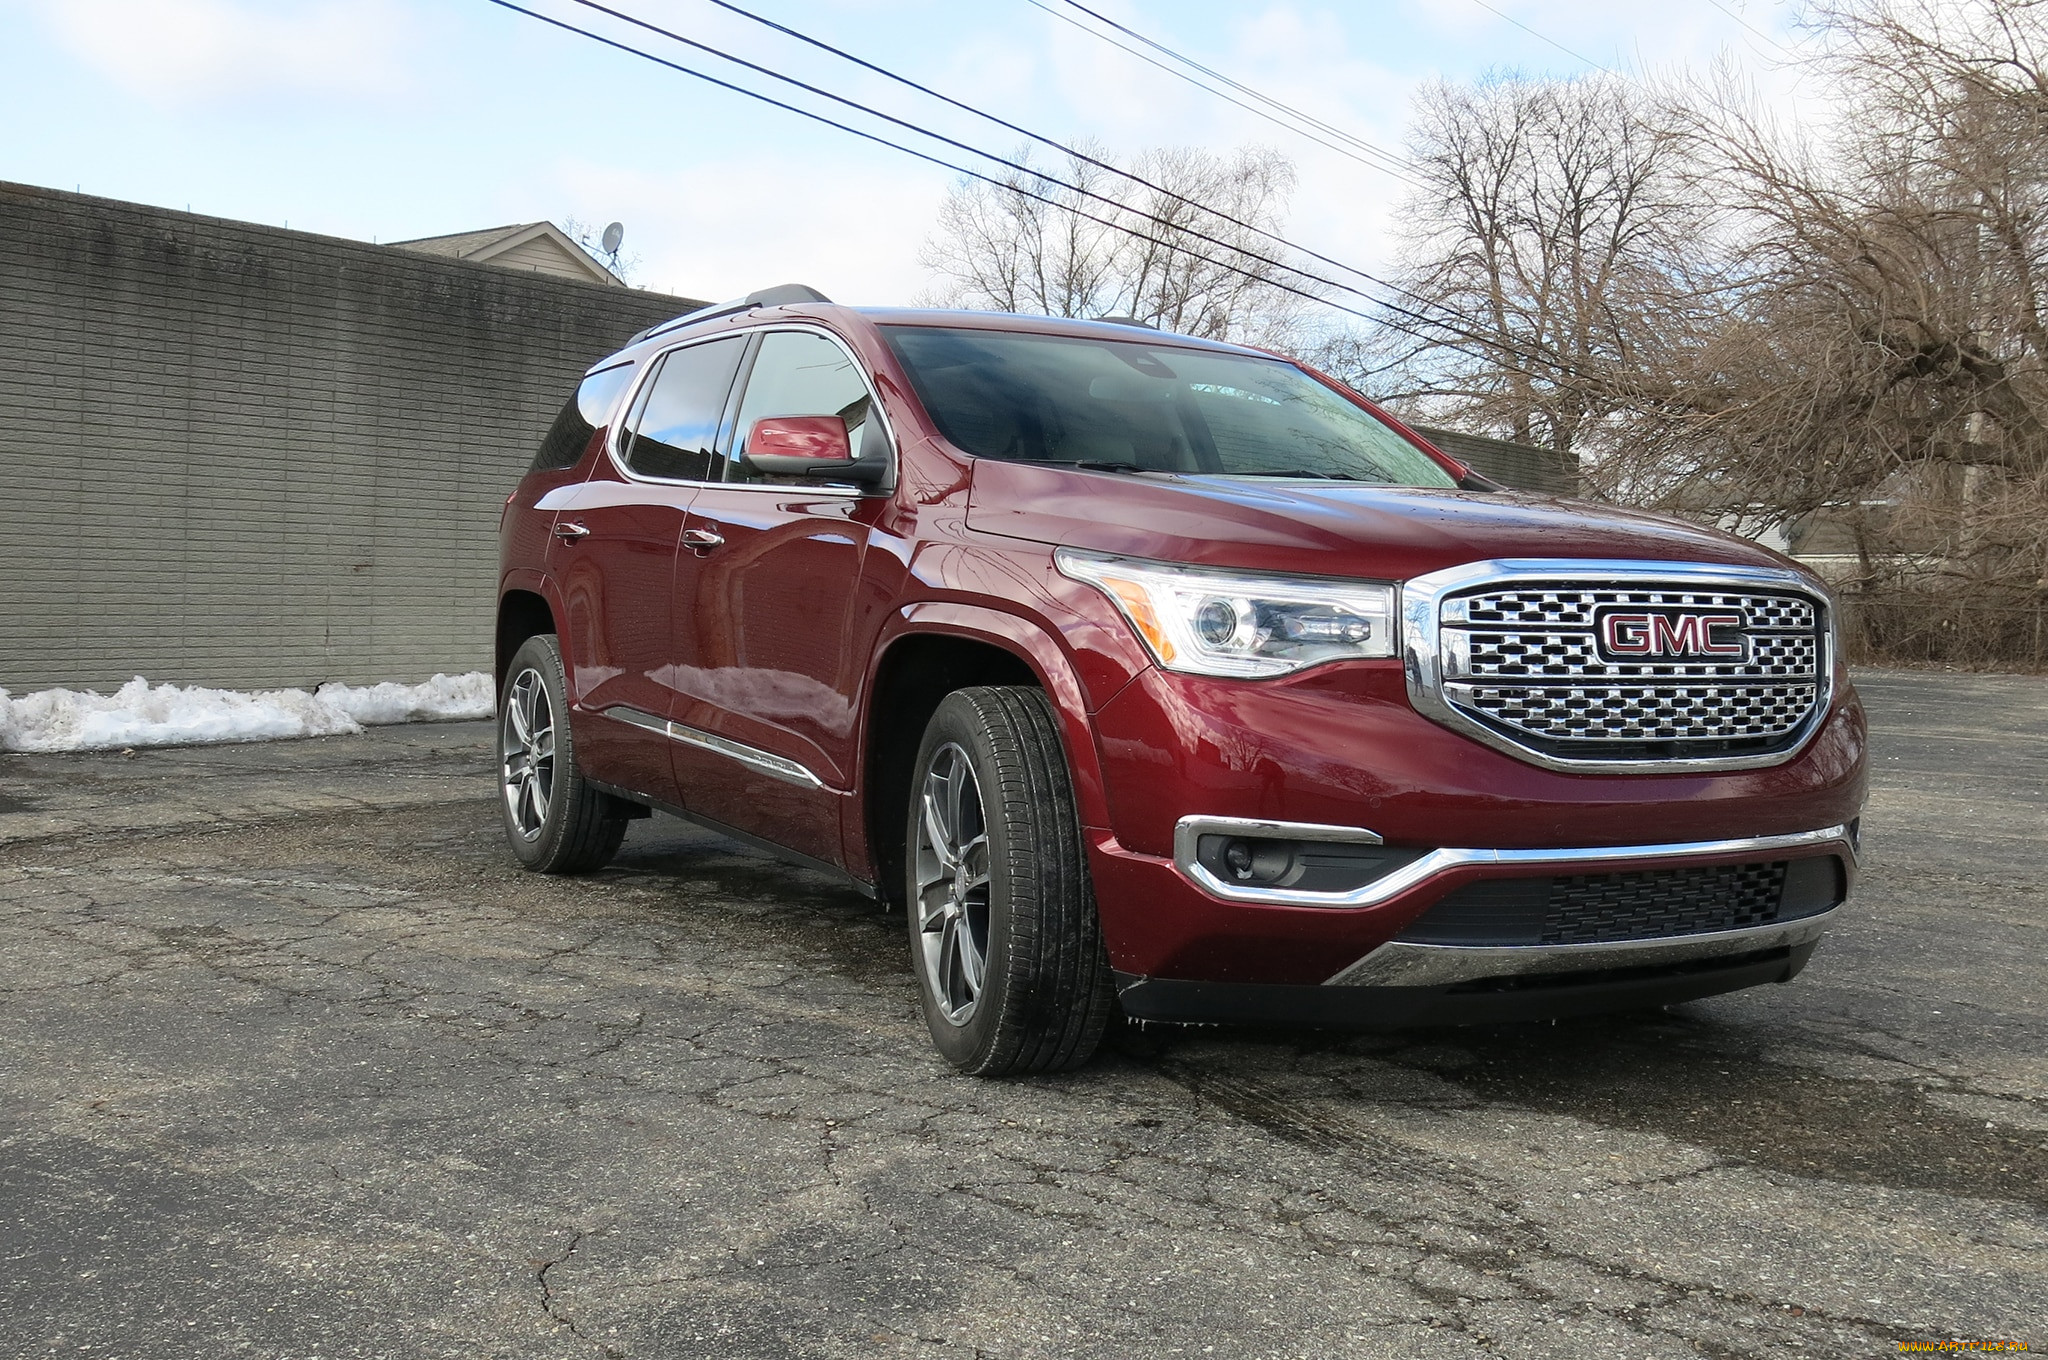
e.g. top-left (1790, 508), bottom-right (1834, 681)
top-left (728, 330), bottom-right (878, 485)
top-left (530, 361), bottom-right (635, 471)
top-left (618, 336), bottom-right (746, 481)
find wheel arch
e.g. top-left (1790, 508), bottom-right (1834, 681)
top-left (858, 604), bottom-right (1111, 905)
top-left (496, 580), bottom-right (559, 694)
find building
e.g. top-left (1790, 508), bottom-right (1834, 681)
top-left (0, 183), bottom-right (700, 693)
top-left (388, 222), bottom-right (626, 287)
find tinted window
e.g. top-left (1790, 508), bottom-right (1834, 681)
top-left (881, 326), bottom-right (1457, 488)
top-left (620, 336), bottom-right (746, 481)
top-left (530, 361), bottom-right (636, 471)
top-left (728, 331), bottom-right (877, 484)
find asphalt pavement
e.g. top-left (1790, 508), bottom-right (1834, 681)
top-left (2, 670), bottom-right (2043, 1358)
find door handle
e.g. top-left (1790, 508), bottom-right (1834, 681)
top-left (552, 520), bottom-right (590, 542)
top-left (680, 527), bottom-right (725, 551)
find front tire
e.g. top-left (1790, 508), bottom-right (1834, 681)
top-left (907, 686), bottom-right (1114, 1075)
top-left (499, 634), bottom-right (628, 873)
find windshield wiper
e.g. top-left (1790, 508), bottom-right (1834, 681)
top-left (1230, 468), bottom-right (1374, 482)
top-left (1059, 460), bottom-right (1159, 475)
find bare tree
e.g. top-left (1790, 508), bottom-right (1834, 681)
top-left (1376, 76), bottom-right (1710, 454)
top-left (1371, 5), bottom-right (2048, 664)
top-left (919, 144), bottom-right (1317, 347)
top-left (1640, 0), bottom-right (2048, 659)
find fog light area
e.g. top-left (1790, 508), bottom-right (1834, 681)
top-left (1192, 834), bottom-right (1428, 894)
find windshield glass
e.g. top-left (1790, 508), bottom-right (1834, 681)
top-left (880, 325), bottom-right (1457, 487)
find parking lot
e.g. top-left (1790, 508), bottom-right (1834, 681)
top-left (3, 669), bottom-right (2043, 1358)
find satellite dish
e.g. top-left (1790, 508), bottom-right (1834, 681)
top-left (600, 221), bottom-right (624, 255)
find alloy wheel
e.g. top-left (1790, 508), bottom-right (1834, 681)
top-left (913, 741), bottom-right (992, 1025)
top-left (500, 667), bottom-right (556, 840)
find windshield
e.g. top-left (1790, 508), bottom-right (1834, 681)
top-left (880, 325), bottom-right (1458, 487)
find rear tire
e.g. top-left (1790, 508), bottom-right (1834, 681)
top-left (906, 686), bottom-right (1114, 1075)
top-left (499, 634), bottom-right (628, 874)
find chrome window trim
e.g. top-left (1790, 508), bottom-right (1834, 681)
top-left (1171, 814), bottom-right (1854, 909)
top-left (603, 330), bottom-right (746, 489)
top-left (603, 706), bottom-right (826, 790)
top-left (602, 323), bottom-right (891, 499)
top-left (1322, 904), bottom-right (1840, 988)
top-left (1402, 558), bottom-right (1838, 774)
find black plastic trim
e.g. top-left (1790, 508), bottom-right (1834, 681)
top-left (1114, 942), bottom-right (1816, 1028)
top-left (586, 778), bottom-right (878, 899)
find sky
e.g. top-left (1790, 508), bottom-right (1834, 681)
top-left (0, 0), bottom-right (1819, 309)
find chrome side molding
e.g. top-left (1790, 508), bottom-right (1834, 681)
top-left (1172, 816), bottom-right (1856, 909)
top-left (603, 706), bottom-right (825, 790)
top-left (1324, 906), bottom-right (1839, 988)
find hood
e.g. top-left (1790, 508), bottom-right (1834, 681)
top-left (964, 460), bottom-right (1797, 582)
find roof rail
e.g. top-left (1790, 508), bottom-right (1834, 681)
top-left (624, 283), bottom-right (835, 347)
top-left (745, 283), bottom-right (832, 307)
top-left (1095, 314), bottom-right (1158, 329)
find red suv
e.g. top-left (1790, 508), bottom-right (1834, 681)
top-left (496, 286), bottom-right (1866, 1075)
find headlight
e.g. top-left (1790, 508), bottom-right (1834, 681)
top-left (1056, 548), bottom-right (1397, 677)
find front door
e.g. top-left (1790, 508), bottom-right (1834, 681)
top-left (552, 334), bottom-right (747, 803)
top-left (667, 328), bottom-right (886, 862)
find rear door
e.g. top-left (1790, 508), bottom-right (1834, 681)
top-left (666, 327), bottom-right (890, 862)
top-left (551, 334), bottom-right (746, 803)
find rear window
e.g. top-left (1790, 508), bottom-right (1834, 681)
top-left (880, 326), bottom-right (1455, 487)
top-left (530, 361), bottom-right (636, 471)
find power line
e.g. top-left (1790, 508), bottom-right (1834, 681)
top-left (577, 0), bottom-right (1435, 312)
top-left (559, 1), bottom-right (1526, 352)
top-left (1026, 0), bottom-right (1417, 184)
top-left (564, 0), bottom-right (1595, 373)
top-left (484, 2), bottom-right (1389, 322)
top-left (688, 0), bottom-right (1409, 186)
top-left (1464, 0), bottom-right (1621, 75)
top-left (1045, 0), bottom-right (1416, 178)
top-left (1701, 0), bottom-right (1801, 59)
top-left (484, 0), bottom-right (1613, 389)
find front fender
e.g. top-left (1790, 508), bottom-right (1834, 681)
top-left (877, 601), bottom-right (1121, 833)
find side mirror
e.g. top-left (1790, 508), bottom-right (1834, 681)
top-left (745, 415), bottom-right (890, 488)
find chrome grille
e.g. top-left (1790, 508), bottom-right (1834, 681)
top-left (1449, 682), bottom-right (1819, 743)
top-left (1457, 588), bottom-right (1815, 632)
top-left (1410, 567), bottom-right (1832, 770)
top-left (1459, 629), bottom-right (1818, 682)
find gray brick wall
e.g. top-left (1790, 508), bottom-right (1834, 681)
top-left (1411, 424), bottom-right (1579, 495)
top-left (0, 183), bottom-right (697, 692)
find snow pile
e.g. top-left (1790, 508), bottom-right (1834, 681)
top-left (0, 673), bottom-right (495, 753)
top-left (315, 672), bottom-right (494, 725)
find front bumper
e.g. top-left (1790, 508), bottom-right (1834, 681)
top-left (1088, 820), bottom-right (1857, 987)
top-left (1112, 837), bottom-right (1846, 1027)
top-left (1083, 659), bottom-right (1865, 1004)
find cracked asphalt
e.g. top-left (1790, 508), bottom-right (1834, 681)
top-left (3, 670), bottom-right (2043, 1359)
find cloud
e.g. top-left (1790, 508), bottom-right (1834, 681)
top-left (551, 153), bottom-right (949, 306)
top-left (29, 0), bottom-right (417, 103)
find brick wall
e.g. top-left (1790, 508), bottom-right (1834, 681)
top-left (0, 183), bottom-right (696, 692)
top-left (1411, 424), bottom-right (1579, 495)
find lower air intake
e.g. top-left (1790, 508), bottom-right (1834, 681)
top-left (1397, 858), bottom-right (1842, 947)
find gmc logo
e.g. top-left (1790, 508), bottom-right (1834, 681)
top-left (1596, 610), bottom-right (1747, 659)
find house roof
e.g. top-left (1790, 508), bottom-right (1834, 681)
top-left (386, 221), bottom-right (624, 286)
